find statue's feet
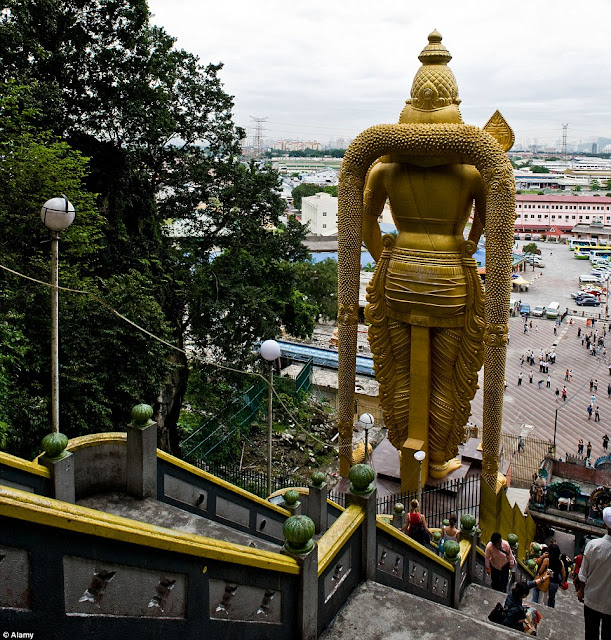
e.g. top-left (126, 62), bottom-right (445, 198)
top-left (496, 473), bottom-right (508, 491)
top-left (428, 457), bottom-right (462, 479)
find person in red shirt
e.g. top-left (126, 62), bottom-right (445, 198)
top-left (485, 532), bottom-right (515, 592)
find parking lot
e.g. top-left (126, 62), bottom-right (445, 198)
top-left (511, 240), bottom-right (609, 316)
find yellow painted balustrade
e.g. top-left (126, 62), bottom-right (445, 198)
top-left (375, 516), bottom-right (455, 570)
top-left (318, 503), bottom-right (365, 577)
top-left (0, 450), bottom-right (50, 478)
top-left (0, 485), bottom-right (300, 574)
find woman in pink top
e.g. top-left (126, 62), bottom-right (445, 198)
top-left (485, 531), bottom-right (515, 592)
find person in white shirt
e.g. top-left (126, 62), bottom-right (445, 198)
top-left (578, 506), bottom-right (611, 640)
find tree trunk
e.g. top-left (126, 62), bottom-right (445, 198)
top-left (154, 348), bottom-right (189, 457)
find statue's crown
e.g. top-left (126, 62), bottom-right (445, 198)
top-left (407, 30), bottom-right (460, 111)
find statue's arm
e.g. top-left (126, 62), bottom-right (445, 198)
top-left (362, 162), bottom-right (387, 262)
top-left (468, 170), bottom-right (487, 245)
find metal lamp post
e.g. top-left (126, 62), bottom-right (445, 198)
top-left (359, 412), bottom-right (374, 464)
top-left (40, 196), bottom-right (75, 434)
top-left (260, 339), bottom-right (281, 497)
top-left (553, 408), bottom-right (559, 455)
top-left (414, 450), bottom-right (426, 505)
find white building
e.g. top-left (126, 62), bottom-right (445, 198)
top-left (301, 192), bottom-right (338, 236)
top-left (301, 193), bottom-right (394, 236)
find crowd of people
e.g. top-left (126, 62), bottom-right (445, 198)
top-left (512, 315), bottom-right (611, 463)
top-left (399, 496), bottom-right (610, 638)
top-left (485, 510), bottom-right (611, 639)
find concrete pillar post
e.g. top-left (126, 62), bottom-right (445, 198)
top-left (41, 453), bottom-right (75, 503)
top-left (126, 404), bottom-right (157, 499)
top-left (346, 464), bottom-right (377, 581)
top-left (40, 432), bottom-right (75, 503)
top-left (391, 503), bottom-right (405, 530)
top-left (282, 515), bottom-right (318, 640)
top-left (307, 472), bottom-right (328, 533)
top-left (283, 489), bottom-right (303, 516)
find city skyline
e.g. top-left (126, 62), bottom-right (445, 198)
top-left (148, 0), bottom-right (611, 150)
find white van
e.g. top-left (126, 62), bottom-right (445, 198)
top-left (579, 275), bottom-right (602, 284)
top-left (546, 302), bottom-right (560, 319)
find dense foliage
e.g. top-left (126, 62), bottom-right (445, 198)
top-left (0, 1), bottom-right (334, 458)
top-left (291, 183), bottom-right (337, 210)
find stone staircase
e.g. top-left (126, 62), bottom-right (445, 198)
top-left (320, 580), bottom-right (585, 640)
top-left (460, 583), bottom-right (584, 640)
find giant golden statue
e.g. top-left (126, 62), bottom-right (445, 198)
top-left (336, 31), bottom-right (515, 491)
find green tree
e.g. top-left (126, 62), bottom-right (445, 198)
top-left (291, 258), bottom-right (338, 321)
top-left (522, 242), bottom-right (539, 271)
top-left (590, 179), bottom-right (601, 191)
top-left (530, 165), bottom-right (550, 173)
top-left (0, 83), bottom-right (174, 457)
top-left (0, 1), bottom-right (321, 457)
top-left (292, 183), bottom-right (325, 210)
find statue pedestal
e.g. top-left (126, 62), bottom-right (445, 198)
top-left (400, 437), bottom-right (426, 495)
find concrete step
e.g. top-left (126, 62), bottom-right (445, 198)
top-left (320, 581), bottom-right (530, 640)
top-left (459, 583), bottom-right (584, 640)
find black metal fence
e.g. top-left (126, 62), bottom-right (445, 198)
top-left (500, 433), bottom-right (553, 489)
top-left (330, 475), bottom-right (480, 527)
top-left (185, 457), bottom-right (481, 522)
top-left (189, 458), bottom-right (300, 498)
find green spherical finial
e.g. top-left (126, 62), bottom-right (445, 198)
top-left (394, 503), bottom-right (405, 515)
top-left (526, 558), bottom-right (536, 571)
top-left (530, 543), bottom-right (541, 558)
top-left (507, 533), bottom-right (519, 551)
top-left (348, 463), bottom-right (375, 495)
top-left (311, 471), bottom-right (325, 488)
top-left (284, 489), bottom-right (300, 506)
top-left (443, 540), bottom-right (461, 563)
top-left (432, 530), bottom-right (442, 542)
top-left (131, 403), bottom-right (155, 428)
top-left (41, 432), bottom-right (69, 460)
top-left (460, 514), bottom-right (476, 533)
top-left (283, 515), bottom-right (315, 555)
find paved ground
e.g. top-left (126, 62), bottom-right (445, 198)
top-left (320, 580), bottom-right (586, 640)
top-left (78, 493), bottom-right (282, 552)
top-left (468, 311), bottom-right (610, 462)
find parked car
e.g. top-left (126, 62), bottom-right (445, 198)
top-left (546, 302), bottom-right (560, 319)
top-left (532, 305), bottom-right (546, 317)
top-left (526, 256), bottom-right (545, 267)
top-left (575, 293), bottom-right (599, 303)
top-left (576, 297), bottom-right (601, 306)
top-left (520, 303), bottom-right (531, 316)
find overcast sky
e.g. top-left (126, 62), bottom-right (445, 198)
top-left (147, 0), bottom-right (611, 150)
